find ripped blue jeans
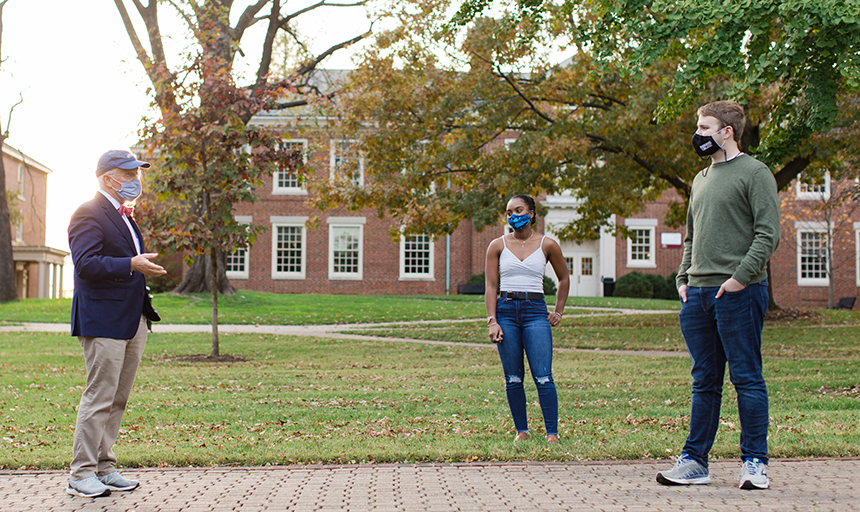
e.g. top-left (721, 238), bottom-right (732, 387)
top-left (495, 296), bottom-right (558, 435)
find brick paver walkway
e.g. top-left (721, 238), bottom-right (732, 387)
top-left (3, 459), bottom-right (859, 511)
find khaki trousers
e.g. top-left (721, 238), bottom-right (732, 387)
top-left (70, 316), bottom-right (147, 480)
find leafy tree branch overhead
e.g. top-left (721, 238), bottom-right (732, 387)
top-left (455, 0), bottom-right (860, 189)
top-left (313, 3), bottom-right (718, 241)
top-left (112, 0), bottom-right (375, 297)
top-left (318, 0), bottom-right (860, 241)
top-left (112, 0), bottom-right (377, 354)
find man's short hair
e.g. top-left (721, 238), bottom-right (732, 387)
top-left (698, 101), bottom-right (746, 142)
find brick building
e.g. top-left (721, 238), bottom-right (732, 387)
top-left (610, 175), bottom-right (860, 310)
top-left (215, 71), bottom-right (858, 309)
top-left (3, 143), bottom-right (68, 299)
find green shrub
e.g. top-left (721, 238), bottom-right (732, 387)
top-left (466, 273), bottom-right (485, 285)
top-left (613, 271), bottom-right (653, 298)
top-left (614, 271), bottom-right (679, 300)
top-left (543, 276), bottom-right (557, 296)
top-left (661, 273), bottom-right (680, 301)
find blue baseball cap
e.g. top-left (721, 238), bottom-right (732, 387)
top-left (96, 150), bottom-right (151, 176)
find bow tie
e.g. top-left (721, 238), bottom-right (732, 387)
top-left (118, 205), bottom-right (134, 217)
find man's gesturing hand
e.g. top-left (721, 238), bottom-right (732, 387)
top-left (131, 253), bottom-right (167, 277)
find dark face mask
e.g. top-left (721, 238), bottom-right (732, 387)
top-left (691, 127), bottom-right (727, 157)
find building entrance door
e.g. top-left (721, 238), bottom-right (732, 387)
top-left (563, 252), bottom-right (599, 297)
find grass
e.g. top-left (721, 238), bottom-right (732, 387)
top-left (345, 309), bottom-right (860, 359)
top-left (0, 293), bottom-right (857, 469)
top-left (1, 317), bottom-right (859, 469)
top-left (0, 291), bottom-right (682, 326)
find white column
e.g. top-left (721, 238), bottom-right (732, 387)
top-left (58, 264), bottom-right (64, 299)
top-left (51, 264), bottom-right (59, 299)
top-left (38, 262), bottom-right (48, 298)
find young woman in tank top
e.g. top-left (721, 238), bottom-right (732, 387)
top-left (484, 194), bottom-right (570, 444)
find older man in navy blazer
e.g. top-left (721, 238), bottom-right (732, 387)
top-left (66, 150), bottom-right (166, 498)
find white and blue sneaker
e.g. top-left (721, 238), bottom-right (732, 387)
top-left (66, 476), bottom-right (111, 498)
top-left (98, 471), bottom-right (139, 491)
top-left (656, 454), bottom-right (711, 485)
top-left (738, 458), bottom-right (769, 489)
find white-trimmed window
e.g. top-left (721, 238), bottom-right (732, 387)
top-left (400, 234), bottom-right (434, 280)
top-left (330, 139), bottom-right (364, 187)
top-left (504, 137), bottom-right (517, 150)
top-left (328, 217), bottom-right (365, 280)
top-left (225, 215), bottom-right (252, 279)
top-left (625, 218), bottom-right (657, 268)
top-left (795, 172), bottom-right (831, 201)
top-left (796, 221), bottom-right (829, 286)
top-left (854, 222), bottom-right (860, 287)
top-left (273, 139), bottom-right (308, 195)
top-left (15, 218), bottom-right (23, 243)
top-left (271, 216), bottom-right (308, 280)
top-left (17, 164), bottom-right (25, 199)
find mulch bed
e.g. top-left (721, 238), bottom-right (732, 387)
top-left (163, 354), bottom-right (248, 363)
top-left (765, 307), bottom-right (822, 322)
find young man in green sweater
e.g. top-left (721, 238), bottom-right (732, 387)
top-left (656, 101), bottom-right (780, 490)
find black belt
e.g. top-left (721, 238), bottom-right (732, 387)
top-left (500, 291), bottom-right (544, 301)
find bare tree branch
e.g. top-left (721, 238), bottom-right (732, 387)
top-left (586, 132), bottom-right (691, 195)
top-left (295, 28), bottom-right (371, 76)
top-left (280, 0), bottom-right (368, 27)
top-left (3, 92), bottom-right (22, 138)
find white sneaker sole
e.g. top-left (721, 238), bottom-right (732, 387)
top-left (740, 478), bottom-right (769, 490)
top-left (656, 473), bottom-right (711, 485)
top-left (66, 486), bottom-right (111, 498)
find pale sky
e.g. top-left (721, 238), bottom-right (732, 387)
top-left (1, 1), bottom-right (367, 290)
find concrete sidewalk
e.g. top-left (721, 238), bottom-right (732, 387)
top-left (3, 459), bottom-right (858, 511)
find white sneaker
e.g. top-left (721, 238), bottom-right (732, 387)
top-left (738, 458), bottom-right (769, 489)
top-left (656, 454), bottom-right (711, 485)
top-left (67, 476), bottom-right (111, 498)
top-left (98, 471), bottom-right (139, 491)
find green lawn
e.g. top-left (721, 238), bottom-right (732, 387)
top-left (0, 291), bottom-right (683, 326)
top-left (0, 292), bottom-right (858, 469)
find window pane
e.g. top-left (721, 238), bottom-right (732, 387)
top-left (276, 226), bottom-right (303, 273)
top-left (226, 248), bottom-right (246, 273)
top-left (332, 226), bottom-right (360, 274)
top-left (333, 141), bottom-right (362, 186)
top-left (800, 231), bottom-right (827, 279)
top-left (276, 142), bottom-right (305, 189)
top-left (631, 229), bottom-right (651, 261)
top-left (403, 234), bottom-right (431, 275)
top-left (581, 257), bottom-right (593, 276)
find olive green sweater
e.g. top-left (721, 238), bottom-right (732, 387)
top-left (677, 154), bottom-right (780, 288)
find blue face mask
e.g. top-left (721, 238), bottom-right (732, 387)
top-left (507, 213), bottom-right (531, 231)
top-left (112, 178), bottom-right (142, 201)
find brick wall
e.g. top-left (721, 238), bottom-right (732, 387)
top-left (616, 181), bottom-right (860, 309)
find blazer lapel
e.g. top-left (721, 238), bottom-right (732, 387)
top-left (97, 193), bottom-right (138, 255)
top-left (129, 216), bottom-right (145, 253)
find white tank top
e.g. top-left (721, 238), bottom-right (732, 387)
top-left (499, 235), bottom-right (546, 294)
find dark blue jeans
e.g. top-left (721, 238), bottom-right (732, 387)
top-left (495, 296), bottom-right (558, 436)
top-left (679, 280), bottom-right (770, 467)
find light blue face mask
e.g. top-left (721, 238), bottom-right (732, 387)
top-left (112, 178), bottom-right (142, 201)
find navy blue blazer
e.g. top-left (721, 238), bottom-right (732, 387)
top-left (69, 192), bottom-right (148, 339)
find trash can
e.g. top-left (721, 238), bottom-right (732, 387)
top-left (601, 277), bottom-right (615, 297)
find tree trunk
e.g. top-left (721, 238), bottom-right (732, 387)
top-left (0, 140), bottom-right (19, 302)
top-left (210, 248), bottom-right (220, 357)
top-left (172, 251), bottom-right (235, 295)
top-left (766, 260), bottom-right (779, 311)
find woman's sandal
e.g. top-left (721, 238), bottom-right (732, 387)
top-left (546, 434), bottom-right (559, 444)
